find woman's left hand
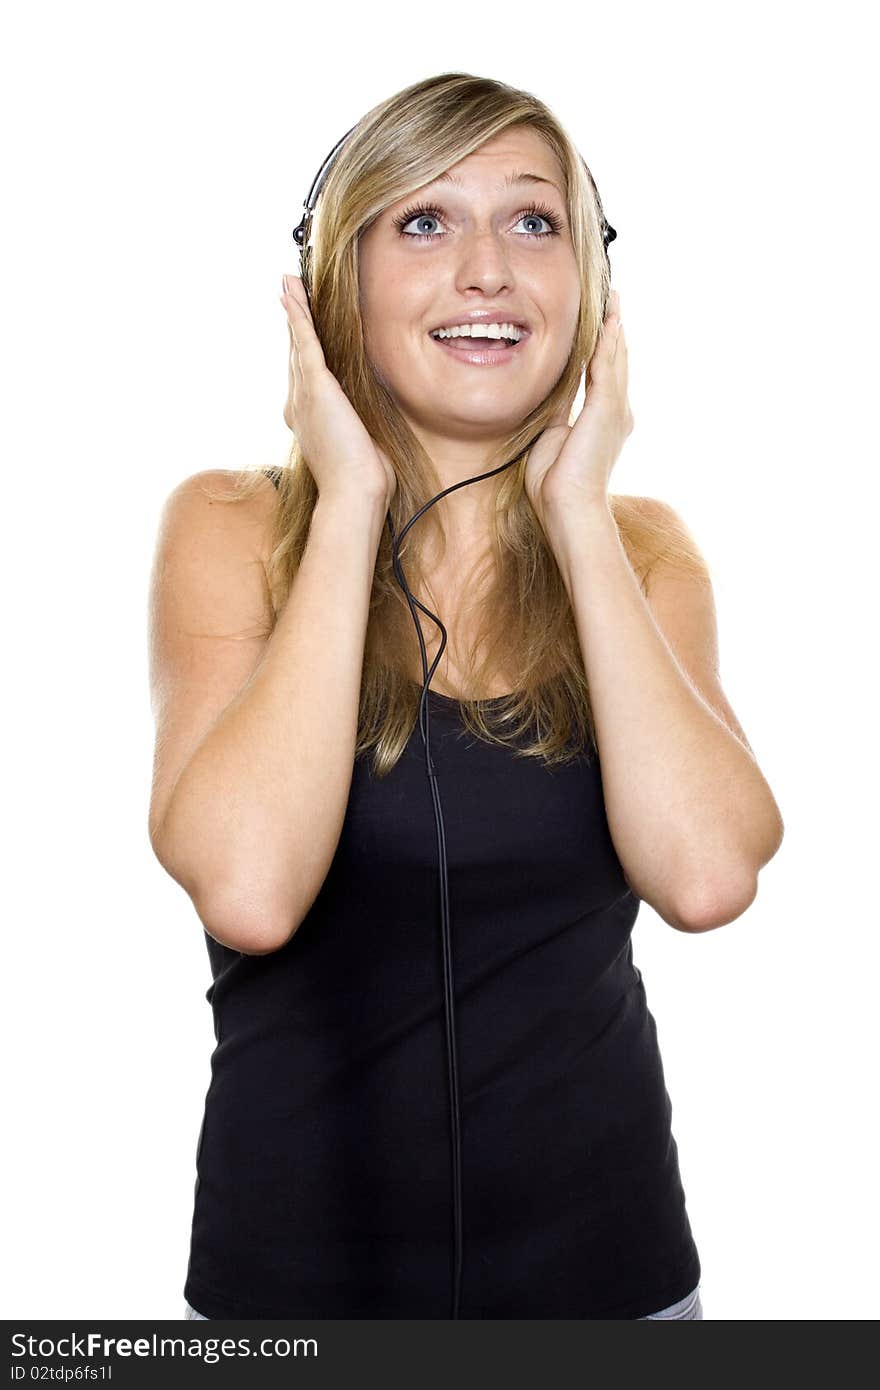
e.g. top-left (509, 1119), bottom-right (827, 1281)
top-left (523, 289), bottom-right (634, 533)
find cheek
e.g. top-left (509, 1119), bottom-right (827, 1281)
top-left (362, 310), bottom-right (397, 373)
top-left (551, 297), bottom-right (582, 366)
top-left (367, 325), bottom-right (408, 379)
top-left (363, 325), bottom-right (421, 403)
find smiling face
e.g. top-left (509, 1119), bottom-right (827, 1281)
top-left (358, 128), bottom-right (581, 458)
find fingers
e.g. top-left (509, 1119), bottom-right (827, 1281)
top-left (584, 290), bottom-right (630, 430)
top-left (604, 290), bottom-right (632, 430)
top-left (602, 290), bottom-right (623, 349)
top-left (280, 273), bottom-right (327, 380)
top-left (596, 289), bottom-right (626, 376)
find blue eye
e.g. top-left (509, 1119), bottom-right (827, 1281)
top-left (395, 207), bottom-right (445, 238)
top-left (392, 201), bottom-right (564, 240)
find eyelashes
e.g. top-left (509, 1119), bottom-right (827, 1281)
top-left (392, 200), bottom-right (564, 241)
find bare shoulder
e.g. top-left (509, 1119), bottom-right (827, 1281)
top-left (610, 493), bottom-right (710, 588)
top-left (157, 466), bottom-right (284, 596)
top-left (149, 466), bottom-right (283, 670)
top-left (160, 467), bottom-right (281, 555)
top-left (613, 495), bottom-right (761, 757)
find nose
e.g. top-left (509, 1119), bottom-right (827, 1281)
top-left (453, 228), bottom-right (515, 295)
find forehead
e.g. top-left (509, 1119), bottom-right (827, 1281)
top-left (407, 130), bottom-right (565, 199)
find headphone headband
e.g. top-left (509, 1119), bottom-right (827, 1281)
top-left (292, 124), bottom-right (359, 247)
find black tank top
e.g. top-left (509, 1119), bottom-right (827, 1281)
top-left (183, 467), bottom-right (701, 1318)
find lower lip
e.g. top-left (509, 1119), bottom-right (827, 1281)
top-left (428, 333), bottom-right (530, 366)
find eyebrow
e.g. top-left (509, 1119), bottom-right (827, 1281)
top-left (434, 169), bottom-right (564, 196)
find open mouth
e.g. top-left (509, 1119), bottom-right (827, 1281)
top-left (427, 328), bottom-right (531, 364)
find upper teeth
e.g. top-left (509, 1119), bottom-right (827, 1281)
top-left (431, 323), bottom-right (524, 341)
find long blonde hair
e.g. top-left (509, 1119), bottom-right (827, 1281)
top-left (210, 71), bottom-right (707, 776)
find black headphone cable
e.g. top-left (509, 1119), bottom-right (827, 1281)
top-left (385, 446), bottom-right (531, 1318)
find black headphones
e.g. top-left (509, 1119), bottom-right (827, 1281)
top-left (291, 124), bottom-right (616, 1319)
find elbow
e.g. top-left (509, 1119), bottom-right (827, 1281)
top-left (676, 808), bottom-right (785, 932)
top-left (149, 817), bottom-right (305, 954)
top-left (201, 890), bottom-right (304, 955)
top-left (204, 917), bottom-right (290, 956)
top-left (673, 871), bottom-right (759, 933)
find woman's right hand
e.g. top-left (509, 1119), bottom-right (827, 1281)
top-left (281, 274), bottom-right (397, 512)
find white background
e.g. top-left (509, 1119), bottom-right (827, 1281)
top-left (3, 0), bottom-right (877, 1321)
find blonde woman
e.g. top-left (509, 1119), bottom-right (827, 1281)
top-left (148, 72), bottom-right (784, 1320)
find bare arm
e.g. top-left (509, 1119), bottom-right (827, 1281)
top-left (549, 498), bottom-right (784, 932)
top-left (149, 478), bottom-right (387, 954)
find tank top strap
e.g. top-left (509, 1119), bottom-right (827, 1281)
top-left (263, 467), bottom-right (283, 490)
